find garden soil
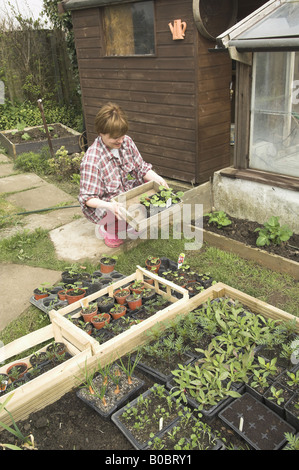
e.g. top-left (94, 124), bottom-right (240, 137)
top-left (0, 369), bottom-right (248, 451)
top-left (202, 215), bottom-right (299, 262)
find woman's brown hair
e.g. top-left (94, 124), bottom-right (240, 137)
top-left (95, 102), bottom-right (129, 138)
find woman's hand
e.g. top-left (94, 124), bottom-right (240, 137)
top-left (144, 170), bottom-right (169, 188)
top-left (109, 201), bottom-right (127, 220)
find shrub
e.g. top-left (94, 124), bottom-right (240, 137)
top-left (14, 149), bottom-right (51, 174)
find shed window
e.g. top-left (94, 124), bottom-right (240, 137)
top-left (249, 51), bottom-right (299, 178)
top-left (103, 1), bottom-right (155, 56)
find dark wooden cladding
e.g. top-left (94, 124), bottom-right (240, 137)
top-left (72, 1), bottom-right (232, 184)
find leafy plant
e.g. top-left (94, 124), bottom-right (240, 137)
top-left (204, 211), bottom-right (232, 228)
top-left (254, 216), bottom-right (293, 247)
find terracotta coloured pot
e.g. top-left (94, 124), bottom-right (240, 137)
top-left (58, 289), bottom-right (67, 301)
top-left (6, 362), bottom-right (28, 382)
top-left (130, 282), bottom-right (145, 294)
top-left (99, 257), bottom-right (116, 274)
top-left (91, 313), bottom-right (111, 330)
top-left (65, 288), bottom-right (86, 304)
top-left (113, 288), bottom-right (130, 305)
top-left (81, 304), bottom-right (98, 322)
top-left (33, 288), bottom-right (49, 300)
top-left (127, 295), bottom-right (142, 310)
top-left (145, 258), bottom-right (161, 274)
top-left (110, 305), bottom-right (127, 320)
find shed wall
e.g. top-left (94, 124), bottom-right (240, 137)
top-left (72, 0), bottom-right (232, 183)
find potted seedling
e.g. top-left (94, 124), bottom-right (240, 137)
top-left (33, 283), bottom-right (51, 300)
top-left (6, 362), bottom-right (28, 382)
top-left (126, 292), bottom-right (142, 310)
top-left (97, 295), bottom-right (115, 313)
top-left (91, 313), bottom-right (111, 330)
top-left (109, 304), bottom-right (127, 320)
top-left (65, 283), bottom-right (87, 304)
top-left (61, 265), bottom-right (82, 284)
top-left (29, 351), bottom-right (49, 368)
top-left (80, 301), bottom-right (98, 322)
top-left (264, 384), bottom-right (294, 418)
top-left (46, 341), bottom-right (66, 358)
top-left (130, 280), bottom-right (145, 294)
top-left (141, 288), bottom-right (156, 302)
top-left (0, 373), bottom-right (9, 393)
top-left (113, 288), bottom-right (130, 305)
top-left (145, 256), bottom-right (161, 273)
top-left (185, 281), bottom-right (204, 296)
top-left (99, 254), bottom-right (118, 274)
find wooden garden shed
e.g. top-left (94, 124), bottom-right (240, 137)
top-left (59, 0), bottom-right (266, 184)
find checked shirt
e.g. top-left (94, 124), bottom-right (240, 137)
top-left (78, 135), bottom-right (152, 224)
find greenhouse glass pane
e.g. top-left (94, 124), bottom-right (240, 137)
top-left (249, 52), bottom-right (299, 177)
top-left (240, 2), bottom-right (299, 39)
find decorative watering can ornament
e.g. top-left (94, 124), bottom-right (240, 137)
top-left (168, 19), bottom-right (187, 40)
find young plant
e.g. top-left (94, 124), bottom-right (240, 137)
top-left (254, 216), bottom-right (293, 246)
top-left (0, 394), bottom-right (36, 450)
top-left (118, 351), bottom-right (141, 385)
top-left (204, 211), bottom-right (232, 228)
top-left (267, 385), bottom-right (285, 406)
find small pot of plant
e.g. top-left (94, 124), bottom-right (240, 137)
top-left (264, 384), bottom-right (294, 418)
top-left (97, 295), bottom-right (115, 313)
top-left (29, 351), bottom-right (49, 368)
top-left (141, 288), bottom-right (156, 303)
top-left (33, 283), bottom-right (51, 300)
top-left (130, 280), bottom-right (145, 294)
top-left (46, 342), bottom-right (66, 358)
top-left (80, 301), bottom-right (98, 322)
top-left (6, 362), bottom-right (28, 382)
top-left (114, 288), bottom-right (130, 305)
top-left (99, 255), bottom-right (118, 274)
top-left (186, 281), bottom-right (204, 296)
top-left (110, 304), bottom-right (127, 320)
top-left (127, 292), bottom-right (142, 311)
top-left (92, 313), bottom-right (111, 330)
top-left (61, 265), bottom-right (81, 284)
top-left (65, 284), bottom-right (87, 304)
top-left (145, 256), bottom-right (161, 273)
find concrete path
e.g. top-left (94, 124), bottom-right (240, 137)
top-left (0, 153), bottom-right (115, 331)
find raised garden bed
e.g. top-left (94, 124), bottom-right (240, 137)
top-left (190, 215), bottom-right (299, 280)
top-left (0, 123), bottom-right (81, 158)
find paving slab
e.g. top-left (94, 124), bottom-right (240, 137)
top-left (0, 264), bottom-right (62, 331)
top-left (0, 163), bottom-right (17, 177)
top-left (6, 182), bottom-right (78, 211)
top-left (0, 173), bottom-right (45, 193)
top-left (49, 217), bottom-right (112, 262)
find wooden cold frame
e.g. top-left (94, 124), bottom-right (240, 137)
top-left (0, 315), bottom-right (93, 426)
top-left (49, 266), bottom-right (189, 356)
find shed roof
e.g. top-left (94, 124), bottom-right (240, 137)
top-left (217, 0), bottom-right (299, 51)
top-left (60, 0), bottom-right (149, 11)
